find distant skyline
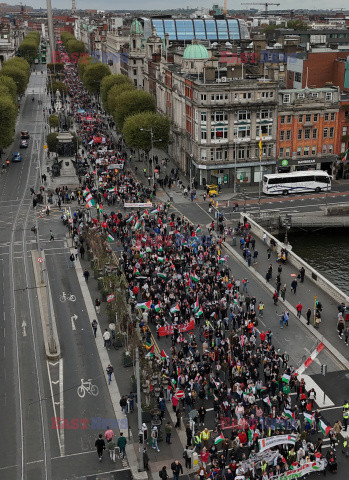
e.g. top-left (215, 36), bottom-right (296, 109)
top-left (9, 0), bottom-right (349, 12)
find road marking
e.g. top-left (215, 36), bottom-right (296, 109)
top-left (71, 314), bottom-right (78, 331)
top-left (47, 360), bottom-right (64, 457)
top-left (51, 380), bottom-right (59, 385)
top-left (49, 361), bottom-right (59, 366)
top-left (318, 405), bottom-right (342, 412)
top-left (59, 358), bottom-right (65, 456)
top-left (300, 374), bottom-right (334, 408)
top-left (21, 321), bottom-right (27, 337)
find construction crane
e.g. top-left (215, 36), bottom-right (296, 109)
top-left (241, 2), bottom-right (281, 16)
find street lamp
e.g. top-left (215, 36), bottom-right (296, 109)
top-left (189, 153), bottom-right (193, 189)
top-left (243, 188), bottom-right (248, 213)
top-left (139, 128), bottom-right (162, 186)
top-left (283, 214), bottom-right (291, 245)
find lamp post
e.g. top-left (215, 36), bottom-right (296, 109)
top-left (189, 153), bottom-right (193, 189)
top-left (283, 214), bottom-right (291, 245)
top-left (243, 188), bottom-right (248, 213)
top-left (140, 127), bottom-right (154, 185)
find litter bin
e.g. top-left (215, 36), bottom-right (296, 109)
top-left (232, 236), bottom-right (237, 246)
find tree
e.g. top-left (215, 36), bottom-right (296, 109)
top-left (0, 95), bottom-right (17, 148)
top-left (107, 83), bottom-right (135, 115)
top-left (100, 74), bottom-right (133, 111)
top-left (82, 63), bottom-right (111, 95)
top-left (0, 76), bottom-right (17, 104)
top-left (47, 63), bottom-right (64, 73)
top-left (78, 55), bottom-right (94, 78)
top-left (49, 80), bottom-right (67, 96)
top-left (122, 112), bottom-right (170, 153)
top-left (49, 114), bottom-right (59, 131)
top-left (4, 58), bottom-right (30, 82)
top-left (287, 20), bottom-right (309, 30)
top-left (46, 132), bottom-right (58, 152)
top-left (0, 67), bottom-right (27, 96)
top-left (19, 40), bottom-right (38, 63)
top-left (113, 90), bottom-right (155, 130)
top-left (66, 39), bottom-right (85, 55)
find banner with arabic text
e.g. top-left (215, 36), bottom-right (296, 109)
top-left (258, 434), bottom-right (296, 452)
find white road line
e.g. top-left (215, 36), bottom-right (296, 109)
top-left (59, 358), bottom-right (65, 456)
top-left (46, 361), bottom-right (63, 456)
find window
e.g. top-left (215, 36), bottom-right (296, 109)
top-left (286, 130), bottom-right (291, 141)
top-left (201, 112), bottom-right (207, 122)
top-left (201, 131), bottom-right (207, 140)
top-left (285, 147), bottom-right (290, 157)
top-left (201, 149), bottom-right (207, 161)
top-left (283, 94), bottom-right (290, 103)
top-left (329, 144), bottom-right (333, 154)
top-left (304, 129), bottom-right (311, 140)
top-left (279, 131), bottom-right (285, 141)
top-left (200, 94), bottom-right (207, 101)
top-left (313, 114), bottom-right (318, 122)
top-left (324, 113), bottom-right (329, 121)
top-left (261, 91), bottom-right (273, 98)
top-left (295, 72), bottom-right (302, 83)
top-left (238, 147), bottom-right (250, 159)
top-left (297, 92), bottom-right (304, 99)
top-left (325, 92), bottom-right (332, 101)
top-left (257, 124), bottom-right (272, 136)
top-left (331, 113), bottom-right (335, 121)
top-left (297, 147), bottom-right (302, 156)
top-left (312, 92), bottom-right (319, 98)
top-left (298, 130), bottom-right (302, 140)
top-left (312, 146), bottom-right (316, 155)
top-left (234, 125), bottom-right (251, 138)
top-left (343, 126), bottom-right (348, 136)
top-left (305, 114), bottom-right (311, 123)
top-left (280, 115), bottom-right (285, 124)
top-left (258, 109), bottom-right (272, 120)
top-left (329, 127), bottom-right (334, 138)
top-left (299, 115), bottom-right (303, 123)
top-left (323, 128), bottom-right (328, 138)
top-left (287, 115), bottom-right (292, 124)
top-left (312, 129), bottom-right (317, 139)
top-left (303, 146), bottom-right (310, 156)
top-left (211, 111), bottom-right (228, 122)
top-left (211, 95), bottom-right (215, 101)
top-left (322, 144), bottom-right (327, 154)
top-left (279, 147), bottom-right (284, 157)
top-left (237, 110), bottom-right (251, 121)
top-left (211, 127), bottom-right (228, 140)
top-left (242, 92), bottom-right (252, 99)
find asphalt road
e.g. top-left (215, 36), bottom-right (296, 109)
top-left (0, 66), bottom-right (131, 480)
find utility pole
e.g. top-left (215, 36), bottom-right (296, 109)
top-left (135, 347), bottom-right (144, 472)
top-left (46, 0), bottom-right (55, 60)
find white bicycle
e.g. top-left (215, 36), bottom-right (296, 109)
top-left (77, 379), bottom-right (99, 398)
top-left (59, 292), bottom-right (76, 302)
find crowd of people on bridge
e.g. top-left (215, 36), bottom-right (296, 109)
top-left (56, 45), bottom-right (347, 479)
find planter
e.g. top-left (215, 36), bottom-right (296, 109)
top-left (114, 334), bottom-right (124, 348)
top-left (142, 410), bottom-right (152, 423)
top-left (123, 351), bottom-right (134, 367)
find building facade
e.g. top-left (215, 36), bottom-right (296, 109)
top-left (277, 86), bottom-right (340, 174)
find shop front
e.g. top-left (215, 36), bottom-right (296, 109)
top-left (276, 156), bottom-right (335, 175)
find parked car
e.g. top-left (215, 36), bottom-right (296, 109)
top-left (12, 153), bottom-right (22, 162)
top-left (20, 140), bottom-right (28, 148)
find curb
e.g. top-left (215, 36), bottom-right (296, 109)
top-left (31, 250), bottom-right (61, 360)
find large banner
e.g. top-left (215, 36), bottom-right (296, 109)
top-left (124, 203), bottom-right (152, 208)
top-left (270, 461), bottom-right (325, 480)
top-left (158, 320), bottom-right (195, 337)
top-left (258, 434), bottom-right (296, 452)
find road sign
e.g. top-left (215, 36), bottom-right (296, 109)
top-left (68, 218), bottom-right (73, 224)
top-left (43, 144), bottom-right (48, 150)
top-left (37, 257), bottom-right (44, 263)
top-left (175, 389), bottom-right (184, 398)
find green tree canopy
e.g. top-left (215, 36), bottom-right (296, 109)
top-left (0, 95), bottom-right (17, 148)
top-left (78, 55), bottom-right (94, 78)
top-left (100, 74), bottom-right (133, 111)
top-left (0, 66), bottom-right (28, 96)
top-left (19, 40), bottom-right (38, 63)
top-left (46, 132), bottom-right (59, 152)
top-left (287, 20), bottom-right (309, 30)
top-left (82, 62), bottom-right (111, 95)
top-left (107, 83), bottom-right (135, 116)
top-left (66, 39), bottom-right (85, 55)
top-left (47, 63), bottom-right (64, 73)
top-left (49, 114), bottom-right (59, 130)
top-left (122, 112), bottom-right (170, 152)
top-left (113, 90), bottom-right (155, 130)
top-left (0, 75), bottom-right (17, 104)
top-left (49, 80), bottom-right (67, 95)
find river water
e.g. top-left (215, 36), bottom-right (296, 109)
top-left (287, 228), bottom-right (349, 296)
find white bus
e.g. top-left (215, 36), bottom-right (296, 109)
top-left (263, 170), bottom-right (331, 195)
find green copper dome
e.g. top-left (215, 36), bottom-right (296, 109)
top-left (183, 43), bottom-right (209, 60)
top-left (130, 19), bottom-right (143, 35)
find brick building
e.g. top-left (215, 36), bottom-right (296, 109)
top-left (277, 86), bottom-right (340, 174)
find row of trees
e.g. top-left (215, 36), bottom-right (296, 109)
top-left (0, 57), bottom-right (32, 148)
top-left (60, 32), bottom-right (85, 55)
top-left (18, 31), bottom-right (40, 64)
top-left (77, 55), bottom-right (111, 95)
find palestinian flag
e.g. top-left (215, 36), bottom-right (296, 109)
top-left (284, 409), bottom-right (295, 420)
top-left (218, 257), bottom-right (227, 264)
top-left (150, 208), bottom-right (158, 215)
top-left (126, 215), bottom-right (134, 224)
top-left (193, 297), bottom-right (199, 312)
top-left (83, 188), bottom-right (90, 197)
top-left (154, 302), bottom-right (161, 312)
top-left (196, 226), bottom-right (202, 234)
top-left (158, 246), bottom-right (163, 252)
top-left (170, 303), bottom-right (180, 314)
top-left (107, 234), bottom-right (114, 242)
top-left (211, 312), bottom-right (217, 319)
top-left (146, 247), bottom-right (152, 253)
top-left (260, 386), bottom-right (268, 393)
top-left (195, 308), bottom-right (204, 317)
top-left (160, 350), bottom-right (168, 359)
top-left (247, 429), bottom-right (253, 442)
top-left (134, 266), bottom-right (141, 276)
top-left (137, 301), bottom-right (152, 310)
top-left (85, 193), bottom-right (95, 208)
top-left (157, 256), bottom-right (164, 263)
top-left (282, 373), bottom-right (291, 384)
top-left (157, 272), bottom-right (167, 280)
top-left (190, 273), bottom-right (200, 283)
top-left (303, 412), bottom-right (314, 424)
top-left (263, 396), bottom-right (271, 407)
top-left (342, 148), bottom-right (349, 163)
top-left (134, 220), bottom-right (142, 231)
top-left (108, 187), bottom-right (117, 193)
top-left (319, 419), bottom-right (331, 437)
top-left (214, 433), bottom-right (225, 445)
top-left (146, 346), bottom-right (155, 358)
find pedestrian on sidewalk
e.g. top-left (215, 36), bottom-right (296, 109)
top-left (171, 460), bottom-right (183, 480)
top-left (95, 298), bottom-right (101, 314)
top-left (107, 439), bottom-right (116, 462)
top-left (291, 279), bottom-right (297, 294)
top-left (49, 230), bottom-right (54, 241)
top-left (344, 325), bottom-right (349, 346)
top-left (120, 395), bottom-right (128, 415)
top-left (80, 244), bottom-right (85, 259)
top-left (106, 364), bottom-right (114, 384)
top-left (74, 247), bottom-right (78, 260)
top-left (103, 329), bottom-right (111, 349)
top-left (69, 253), bottom-right (75, 268)
top-left (95, 434), bottom-right (105, 462)
top-left (91, 319), bottom-right (98, 337)
top-left (117, 432), bottom-right (127, 458)
top-left (159, 466), bottom-right (169, 480)
top-left (280, 284), bottom-right (286, 301)
top-left (105, 426), bottom-right (114, 442)
top-left (296, 302), bottom-right (303, 318)
top-left (337, 316), bottom-right (345, 339)
top-left (306, 308), bottom-right (312, 325)
top-left (165, 422), bottom-right (172, 444)
top-left (151, 426), bottom-right (160, 452)
top-left (83, 268), bottom-right (90, 282)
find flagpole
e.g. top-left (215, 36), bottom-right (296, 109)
top-left (136, 347), bottom-right (144, 471)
